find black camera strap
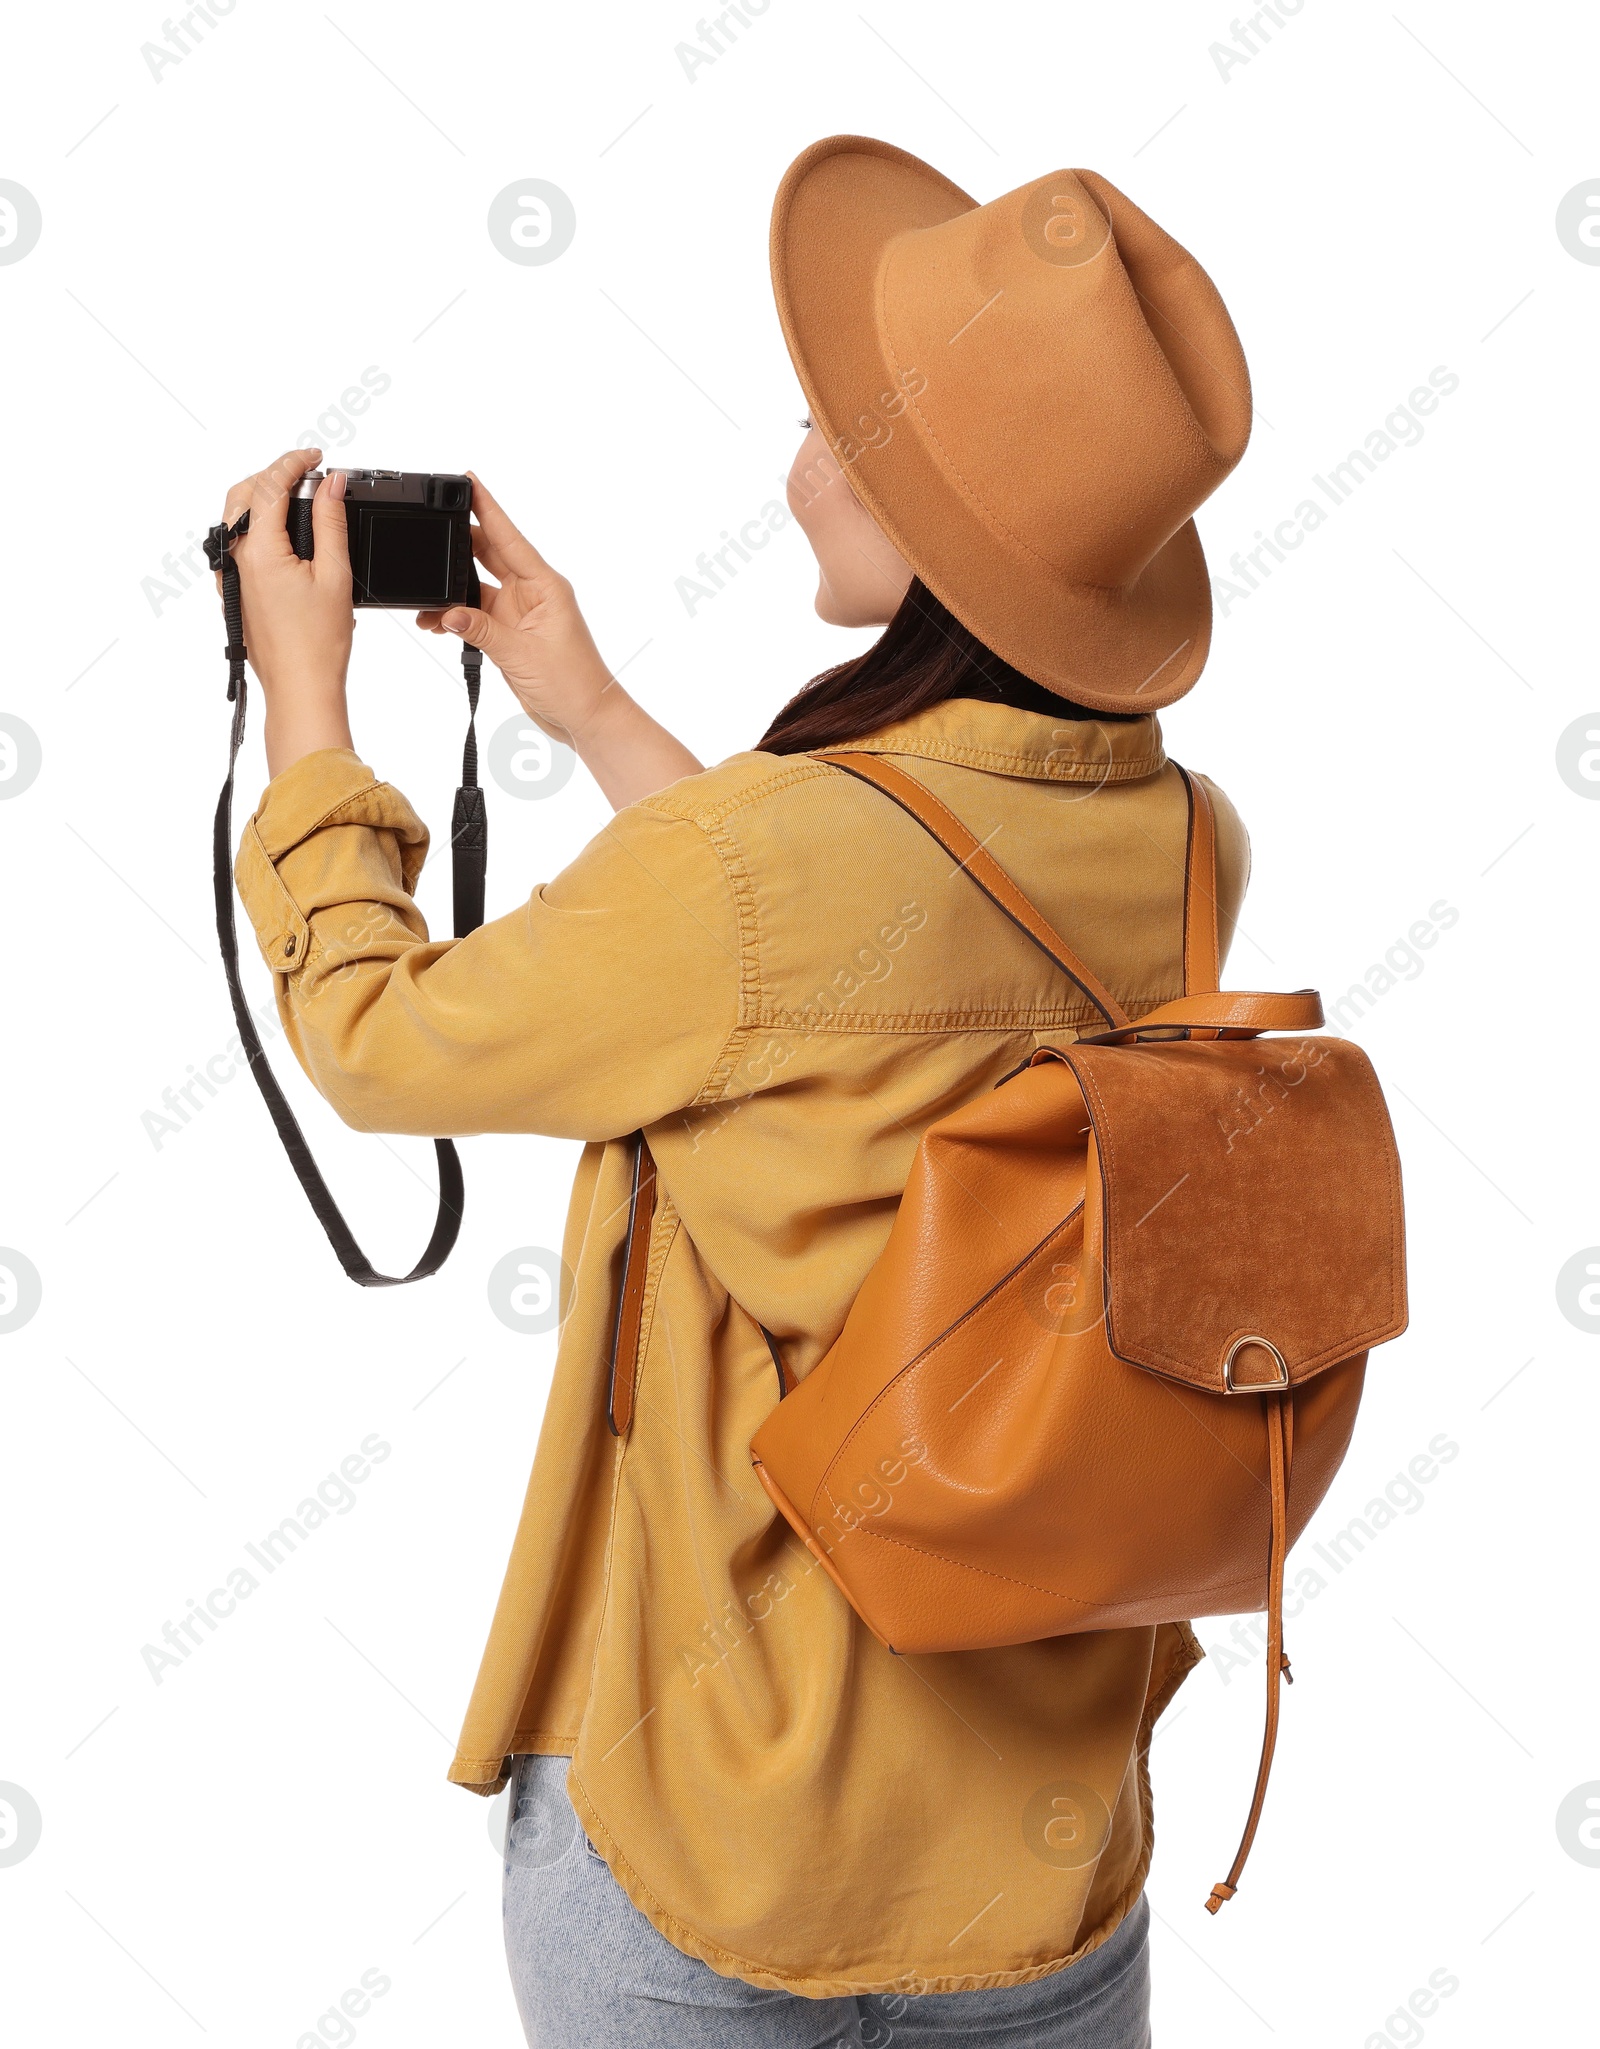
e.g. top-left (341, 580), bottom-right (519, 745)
top-left (206, 511), bottom-right (484, 1286)
top-left (450, 654), bottom-right (486, 937)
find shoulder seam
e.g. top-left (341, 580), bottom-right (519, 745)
top-left (601, 804), bottom-right (756, 1106)
top-left (643, 758), bottom-right (834, 832)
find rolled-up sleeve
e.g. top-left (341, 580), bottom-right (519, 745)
top-left (234, 748), bottom-right (741, 1141)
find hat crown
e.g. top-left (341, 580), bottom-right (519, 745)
top-left (876, 171), bottom-right (1248, 588)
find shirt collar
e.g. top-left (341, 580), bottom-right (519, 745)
top-left (817, 696), bottom-right (1166, 784)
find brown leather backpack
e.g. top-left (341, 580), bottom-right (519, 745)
top-left (748, 752), bottom-right (1408, 1913)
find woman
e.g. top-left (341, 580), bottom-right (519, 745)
top-left (224, 139), bottom-right (1253, 2045)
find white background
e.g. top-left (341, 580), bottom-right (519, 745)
top-left (1, 1), bottom-right (1595, 2042)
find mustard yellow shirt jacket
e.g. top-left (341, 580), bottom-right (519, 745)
top-left (234, 695), bottom-right (1249, 1997)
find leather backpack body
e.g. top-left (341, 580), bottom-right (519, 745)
top-left (747, 752), bottom-right (1409, 1911)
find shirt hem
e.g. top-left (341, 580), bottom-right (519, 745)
top-left (447, 1732), bottom-right (581, 1799)
top-left (558, 1626), bottom-right (1202, 1998)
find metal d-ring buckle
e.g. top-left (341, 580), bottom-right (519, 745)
top-left (1222, 1334), bottom-right (1291, 1394)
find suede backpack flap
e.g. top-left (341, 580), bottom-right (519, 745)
top-left (1058, 1035), bottom-right (1408, 1395)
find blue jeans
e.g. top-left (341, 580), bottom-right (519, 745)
top-left (502, 1754), bottom-right (1152, 2047)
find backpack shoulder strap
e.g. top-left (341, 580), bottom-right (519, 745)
top-left (815, 751), bottom-right (1131, 1030)
top-left (1177, 764), bottom-right (1220, 996)
top-left (815, 751), bottom-right (1223, 1030)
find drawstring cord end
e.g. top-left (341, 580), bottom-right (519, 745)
top-left (1205, 1391), bottom-right (1294, 1917)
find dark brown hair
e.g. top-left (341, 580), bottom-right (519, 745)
top-left (756, 578), bottom-right (1133, 753)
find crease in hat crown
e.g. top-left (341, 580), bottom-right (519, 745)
top-left (771, 136), bottom-right (1252, 713)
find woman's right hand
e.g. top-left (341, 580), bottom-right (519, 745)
top-left (417, 474), bottom-right (615, 745)
top-left (424, 475), bottom-right (704, 811)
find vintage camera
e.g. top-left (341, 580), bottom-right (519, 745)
top-left (288, 469), bottom-right (479, 610)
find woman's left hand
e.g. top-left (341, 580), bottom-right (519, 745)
top-left (221, 447), bottom-right (355, 774)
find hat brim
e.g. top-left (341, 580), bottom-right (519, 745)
top-left (771, 136), bottom-right (1213, 714)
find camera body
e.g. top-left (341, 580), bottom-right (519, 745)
top-left (289, 469), bottom-right (479, 610)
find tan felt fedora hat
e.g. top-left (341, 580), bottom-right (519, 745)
top-left (771, 137), bottom-right (1253, 712)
